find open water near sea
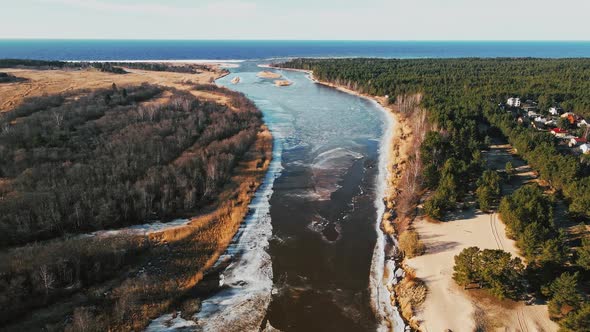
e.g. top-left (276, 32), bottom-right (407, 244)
top-left (2, 40), bottom-right (590, 60)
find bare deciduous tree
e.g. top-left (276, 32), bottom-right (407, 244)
top-left (39, 265), bottom-right (55, 295)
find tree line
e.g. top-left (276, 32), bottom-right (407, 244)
top-left (0, 59), bottom-right (128, 74)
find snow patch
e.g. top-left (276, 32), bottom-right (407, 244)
top-left (87, 218), bottom-right (191, 238)
top-left (311, 147), bottom-right (363, 200)
top-left (194, 132), bottom-right (282, 331)
top-left (145, 312), bottom-right (197, 332)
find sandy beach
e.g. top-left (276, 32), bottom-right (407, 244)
top-left (406, 212), bottom-right (557, 331)
top-left (257, 70), bottom-right (282, 79)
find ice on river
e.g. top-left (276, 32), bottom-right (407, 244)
top-left (194, 133), bottom-right (282, 331)
top-left (311, 147), bottom-right (363, 200)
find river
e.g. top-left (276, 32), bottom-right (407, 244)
top-left (148, 61), bottom-right (402, 331)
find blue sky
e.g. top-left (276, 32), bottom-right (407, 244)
top-left (2, 0), bottom-right (589, 40)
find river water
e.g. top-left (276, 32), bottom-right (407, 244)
top-left (149, 61), bottom-right (400, 331)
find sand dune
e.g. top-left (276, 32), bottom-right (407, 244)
top-left (274, 79), bottom-right (292, 86)
top-left (407, 212), bottom-right (558, 331)
top-left (257, 71), bottom-right (282, 79)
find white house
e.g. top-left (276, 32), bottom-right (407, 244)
top-left (534, 116), bottom-right (548, 123)
top-left (545, 119), bottom-right (557, 126)
top-left (507, 97), bottom-right (521, 107)
top-left (549, 107), bottom-right (561, 116)
top-left (561, 112), bottom-right (574, 119)
top-left (581, 143), bottom-right (590, 155)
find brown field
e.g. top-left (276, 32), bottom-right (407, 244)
top-left (0, 65), bottom-right (224, 112)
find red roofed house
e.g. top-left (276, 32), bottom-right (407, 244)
top-left (551, 128), bottom-right (569, 137)
top-left (569, 137), bottom-right (588, 147)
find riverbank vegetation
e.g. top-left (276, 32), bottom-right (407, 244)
top-left (0, 72), bottom-right (25, 83)
top-left (0, 75), bottom-right (271, 330)
top-left (281, 58), bottom-right (590, 330)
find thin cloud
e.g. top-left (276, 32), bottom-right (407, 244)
top-left (35, 0), bottom-right (257, 18)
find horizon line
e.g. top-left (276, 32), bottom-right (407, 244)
top-left (1, 38), bottom-right (590, 42)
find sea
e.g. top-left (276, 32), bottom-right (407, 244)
top-left (1, 40), bottom-right (590, 60)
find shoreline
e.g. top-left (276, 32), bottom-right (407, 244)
top-left (274, 64), bottom-right (413, 331)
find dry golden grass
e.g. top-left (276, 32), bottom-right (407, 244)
top-left (394, 268), bottom-right (427, 329)
top-left (0, 66), bottom-right (222, 112)
top-left (398, 230), bottom-right (425, 258)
